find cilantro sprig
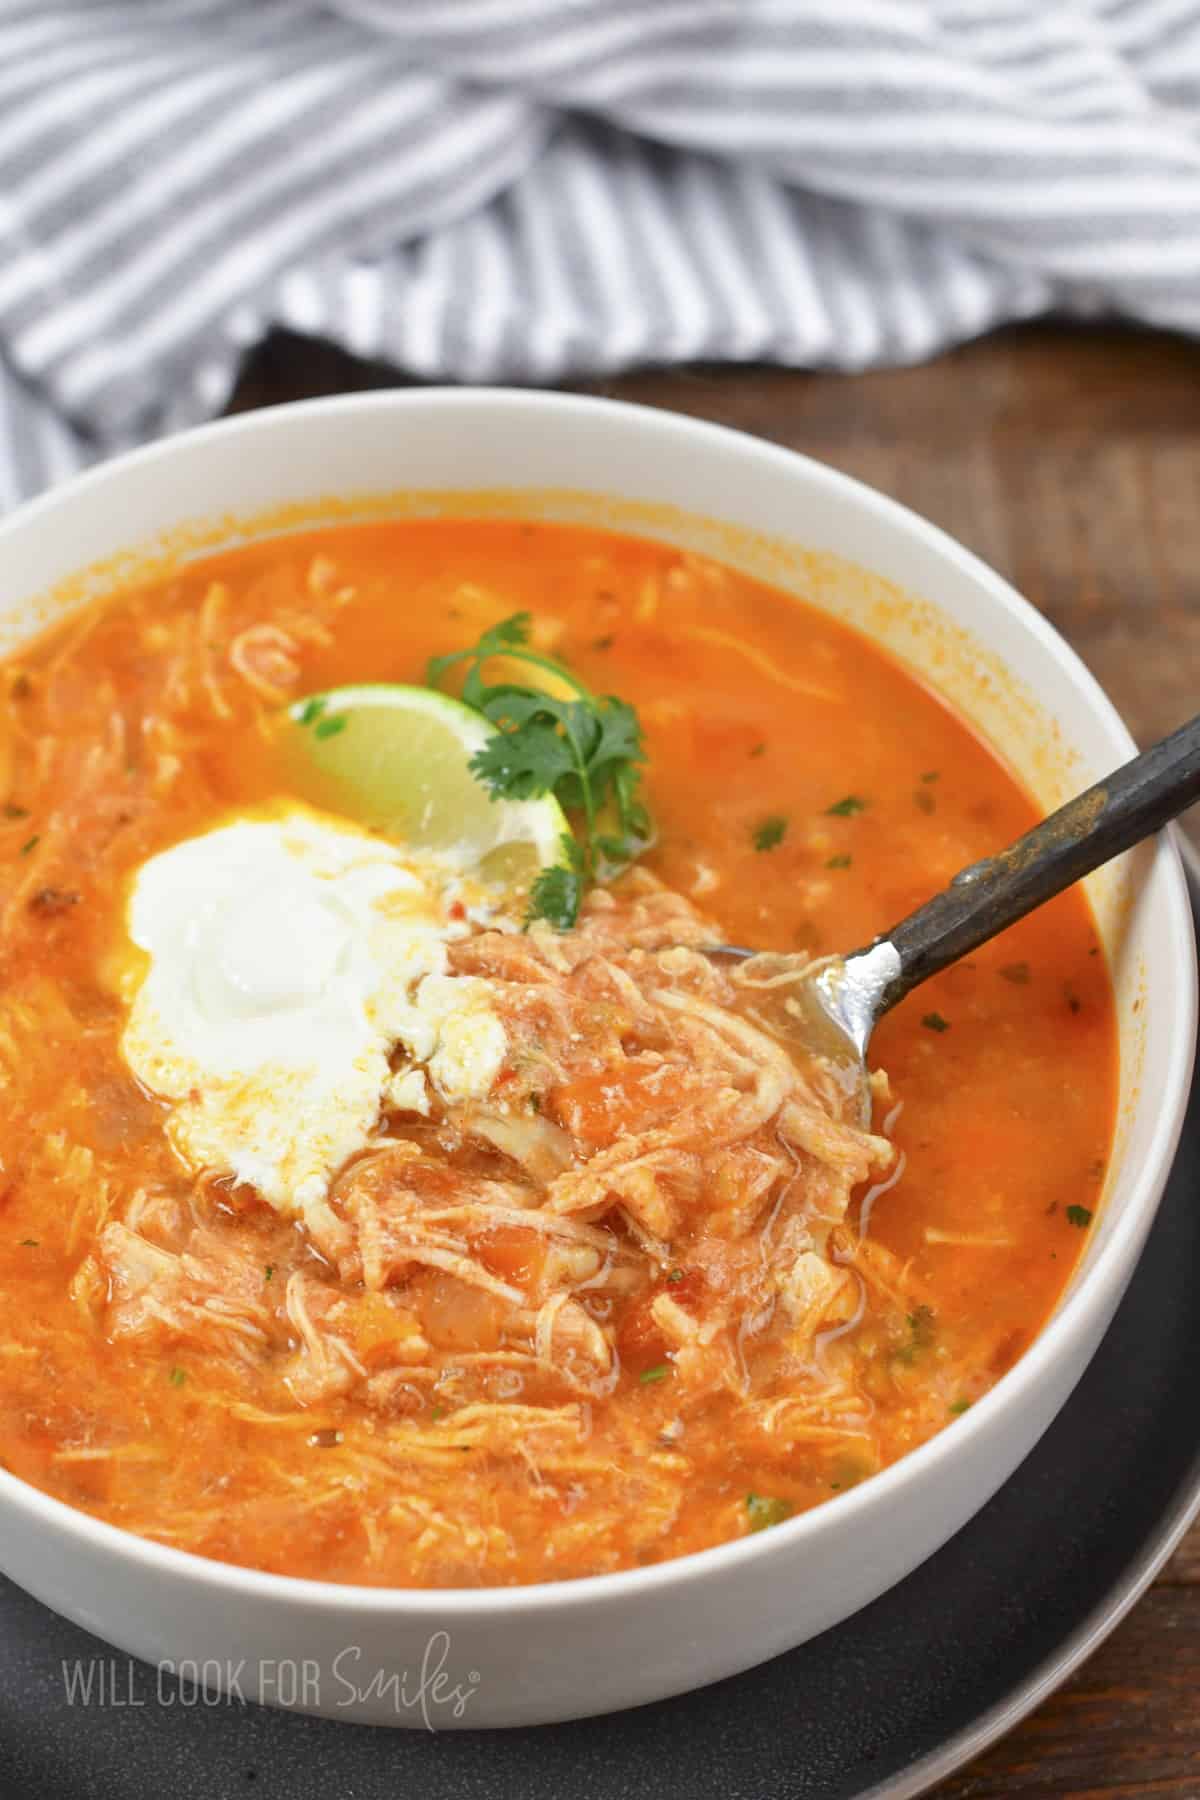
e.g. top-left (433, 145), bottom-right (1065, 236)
top-left (527, 836), bottom-right (585, 932)
top-left (428, 615), bottom-right (651, 928)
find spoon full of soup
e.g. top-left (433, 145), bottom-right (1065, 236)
top-left (715, 711), bottom-right (1200, 1123)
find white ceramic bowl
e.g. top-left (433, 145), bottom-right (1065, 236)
top-left (0, 392), bottom-right (1193, 1729)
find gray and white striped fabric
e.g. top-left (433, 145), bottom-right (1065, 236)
top-left (2, 0), bottom-right (1200, 507)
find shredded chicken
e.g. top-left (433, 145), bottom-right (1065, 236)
top-left (0, 523), bottom-right (1108, 1592)
top-left (99, 1220), bottom-right (274, 1361)
top-left (228, 624), bottom-right (303, 703)
top-left (86, 870), bottom-right (894, 1457)
top-left (0, 549), bottom-right (910, 1579)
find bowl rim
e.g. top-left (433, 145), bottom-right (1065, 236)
top-left (0, 385), bottom-right (1194, 1618)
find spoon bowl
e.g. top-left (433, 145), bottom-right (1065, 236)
top-left (709, 945), bottom-right (899, 1126)
top-left (714, 711), bottom-right (1200, 1125)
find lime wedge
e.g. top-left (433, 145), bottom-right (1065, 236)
top-left (280, 684), bottom-right (569, 896)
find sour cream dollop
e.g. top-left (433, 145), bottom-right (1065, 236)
top-left (120, 807), bottom-right (507, 1232)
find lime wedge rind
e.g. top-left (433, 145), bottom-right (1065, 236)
top-left (283, 683), bottom-right (569, 892)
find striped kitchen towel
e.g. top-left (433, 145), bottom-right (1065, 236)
top-left (2, 0), bottom-right (1200, 505)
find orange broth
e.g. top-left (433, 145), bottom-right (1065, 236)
top-left (0, 519), bottom-right (1116, 1584)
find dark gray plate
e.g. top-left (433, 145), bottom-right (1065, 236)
top-left (2, 849), bottom-right (1198, 1800)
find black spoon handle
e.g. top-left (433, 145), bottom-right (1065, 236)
top-left (872, 711), bottom-right (1200, 1015)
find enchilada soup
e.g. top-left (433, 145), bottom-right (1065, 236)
top-left (0, 519), bottom-right (1116, 1586)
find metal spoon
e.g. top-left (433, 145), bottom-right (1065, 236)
top-left (714, 711), bottom-right (1200, 1123)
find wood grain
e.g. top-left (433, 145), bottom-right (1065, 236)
top-left (228, 322), bottom-right (1200, 1793)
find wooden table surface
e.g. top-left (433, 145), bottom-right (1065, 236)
top-left (231, 320), bottom-right (1200, 1797)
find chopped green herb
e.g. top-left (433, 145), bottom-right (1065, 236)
top-left (913, 787), bottom-right (936, 815)
top-left (592, 635), bottom-right (614, 651)
top-left (749, 742), bottom-right (767, 758)
top-left (526, 835), bottom-right (584, 931)
top-left (826, 794), bottom-right (866, 817)
top-left (169, 1366), bottom-right (186, 1388)
top-left (19, 835), bottom-right (38, 856)
top-left (746, 1493), bottom-right (793, 1532)
top-left (263, 1264), bottom-right (275, 1283)
top-left (3, 803), bottom-right (28, 819)
top-left (430, 1407), bottom-right (446, 1422)
top-left (826, 853), bottom-right (852, 870)
top-left (297, 696), bottom-right (326, 725)
top-left (428, 613), bottom-right (651, 928)
top-left (920, 770), bottom-right (940, 784)
top-left (948, 1398), bottom-right (971, 1416)
top-left (910, 1304), bottom-right (936, 1342)
top-left (313, 713), bottom-right (348, 740)
top-left (998, 962), bottom-right (1031, 985)
top-left (667, 1267), bottom-right (685, 1284)
top-left (639, 1364), bottom-right (670, 1385)
top-left (897, 1304), bottom-right (937, 1365)
top-left (753, 814), bottom-right (788, 852)
top-left (18, 1237), bottom-right (38, 1247)
top-left (528, 1092), bottom-right (542, 1114)
top-left (1066, 1204), bottom-right (1093, 1229)
top-left (922, 1011), bottom-right (950, 1033)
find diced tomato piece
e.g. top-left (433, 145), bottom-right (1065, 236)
top-left (551, 1062), bottom-right (690, 1150)
top-left (616, 1266), bottom-right (707, 1375)
top-left (340, 1292), bottom-right (425, 1369)
top-left (475, 1224), bottom-right (543, 1287)
top-left (616, 1296), bottom-right (668, 1374)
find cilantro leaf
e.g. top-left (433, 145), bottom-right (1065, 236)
top-left (1066, 1204), bottom-right (1093, 1229)
top-left (753, 814), bottom-right (788, 852)
top-left (826, 794), bottom-right (866, 817)
top-left (470, 715), bottom-right (577, 801)
top-left (589, 695), bottom-right (644, 780)
top-left (428, 614), bottom-right (652, 922)
top-left (526, 836), bottom-right (585, 930)
top-left (896, 1304), bottom-right (937, 1365)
